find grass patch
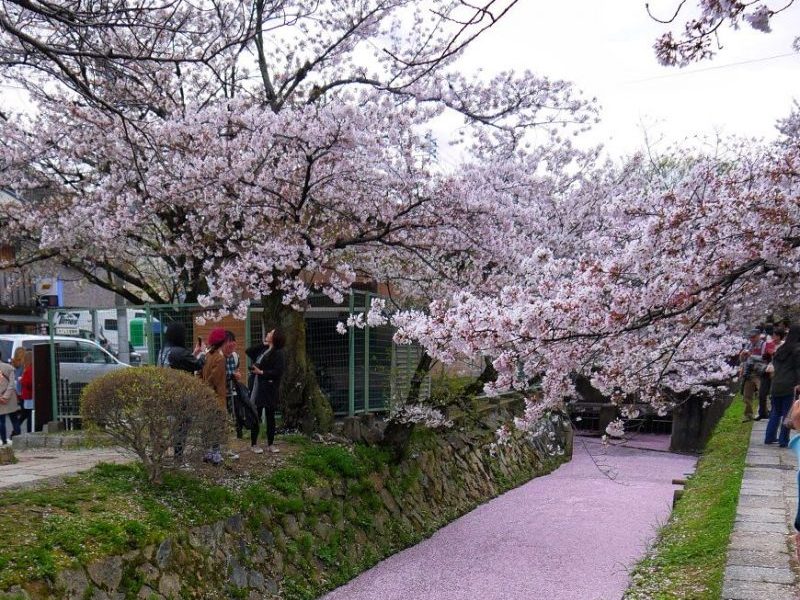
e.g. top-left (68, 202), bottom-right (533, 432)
top-left (0, 436), bottom-right (396, 590)
top-left (624, 397), bottom-right (751, 600)
top-left (297, 445), bottom-right (363, 479)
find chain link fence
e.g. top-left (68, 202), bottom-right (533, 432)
top-left (33, 292), bottom-right (428, 427)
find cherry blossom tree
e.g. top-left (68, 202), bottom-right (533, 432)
top-left (386, 124), bottom-right (800, 435)
top-left (0, 0), bottom-right (596, 430)
top-left (650, 0), bottom-right (798, 65)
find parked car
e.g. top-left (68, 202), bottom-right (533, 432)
top-left (60, 328), bottom-right (142, 366)
top-left (53, 311), bottom-right (147, 365)
top-left (0, 334), bottom-right (128, 386)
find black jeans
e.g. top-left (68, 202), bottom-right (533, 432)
top-left (0, 413), bottom-right (15, 444)
top-left (173, 417), bottom-right (191, 459)
top-left (227, 394), bottom-right (245, 439)
top-left (251, 403), bottom-right (276, 446)
top-left (13, 408), bottom-right (32, 434)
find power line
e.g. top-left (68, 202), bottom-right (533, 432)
top-left (621, 52), bottom-right (799, 85)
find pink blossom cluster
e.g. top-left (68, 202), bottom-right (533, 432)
top-left (0, 0), bottom-right (595, 307)
top-left (387, 131), bottom-right (800, 432)
top-left (652, 0), bottom-right (796, 66)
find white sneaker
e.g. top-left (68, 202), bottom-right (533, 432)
top-left (251, 446), bottom-right (264, 454)
top-left (268, 445), bottom-right (279, 454)
top-left (226, 450), bottom-right (240, 460)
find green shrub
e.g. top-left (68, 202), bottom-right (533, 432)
top-left (81, 367), bottom-right (226, 484)
top-left (430, 374), bottom-right (474, 405)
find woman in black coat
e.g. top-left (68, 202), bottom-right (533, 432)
top-left (765, 324), bottom-right (800, 447)
top-left (246, 328), bottom-right (286, 453)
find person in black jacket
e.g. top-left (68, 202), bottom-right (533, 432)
top-left (158, 322), bottom-right (204, 462)
top-left (158, 323), bottom-right (204, 372)
top-left (246, 328), bottom-right (286, 454)
top-left (765, 324), bottom-right (800, 447)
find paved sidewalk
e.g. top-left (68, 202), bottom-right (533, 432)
top-left (722, 420), bottom-right (799, 600)
top-left (0, 446), bottom-right (132, 490)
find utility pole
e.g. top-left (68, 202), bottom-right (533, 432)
top-left (114, 275), bottom-right (130, 364)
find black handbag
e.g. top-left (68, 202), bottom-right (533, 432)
top-left (233, 380), bottom-right (259, 431)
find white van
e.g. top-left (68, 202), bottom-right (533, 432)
top-left (0, 334), bottom-right (128, 386)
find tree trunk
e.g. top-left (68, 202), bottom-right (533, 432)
top-left (261, 293), bottom-right (333, 434)
top-left (405, 350), bottom-right (434, 404)
top-left (670, 389), bottom-right (732, 453)
top-left (377, 350), bottom-right (435, 462)
top-left (462, 356), bottom-right (498, 397)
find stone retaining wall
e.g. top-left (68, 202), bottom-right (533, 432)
top-left (2, 405), bottom-right (572, 600)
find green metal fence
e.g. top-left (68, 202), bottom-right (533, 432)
top-left (41, 293), bottom-right (428, 426)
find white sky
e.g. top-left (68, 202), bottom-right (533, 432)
top-left (446, 0), bottom-right (800, 162)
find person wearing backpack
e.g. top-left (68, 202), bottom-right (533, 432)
top-left (765, 325), bottom-right (800, 447)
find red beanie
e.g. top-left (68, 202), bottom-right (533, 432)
top-left (207, 327), bottom-right (226, 346)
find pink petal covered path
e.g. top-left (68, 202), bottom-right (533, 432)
top-left (323, 435), bottom-right (696, 600)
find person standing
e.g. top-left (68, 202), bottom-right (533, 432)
top-left (10, 347), bottom-right (26, 436)
top-left (784, 400), bottom-right (800, 561)
top-left (757, 327), bottom-right (785, 420)
top-left (223, 331), bottom-right (245, 440)
top-left (201, 327), bottom-right (235, 465)
top-left (765, 325), bottom-right (800, 447)
top-left (740, 327), bottom-right (766, 422)
top-left (15, 351), bottom-right (33, 434)
top-left (0, 351), bottom-right (19, 446)
top-left (246, 328), bottom-right (286, 454)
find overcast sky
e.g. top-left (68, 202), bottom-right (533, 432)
top-left (443, 0), bottom-right (800, 162)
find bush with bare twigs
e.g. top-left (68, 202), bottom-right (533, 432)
top-left (81, 366), bottom-right (226, 484)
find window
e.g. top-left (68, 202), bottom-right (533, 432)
top-left (0, 340), bottom-right (12, 363)
top-left (54, 340), bottom-right (81, 363)
top-left (77, 341), bottom-right (112, 364)
top-left (104, 319), bottom-right (118, 331)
